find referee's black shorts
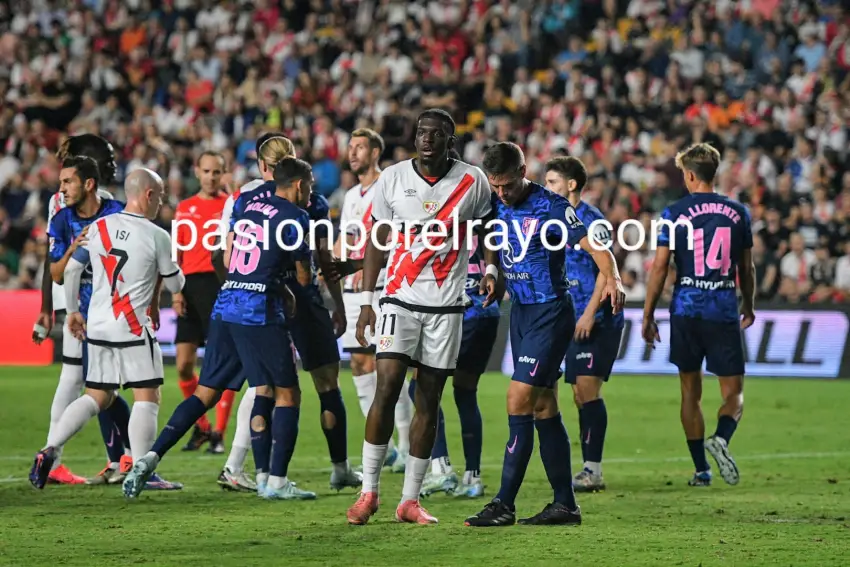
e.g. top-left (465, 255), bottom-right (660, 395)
top-left (175, 272), bottom-right (220, 346)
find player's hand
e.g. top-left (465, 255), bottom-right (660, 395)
top-left (67, 312), bottom-right (86, 342)
top-left (148, 304), bottom-right (161, 331)
top-left (356, 305), bottom-right (376, 347)
top-left (574, 313), bottom-right (595, 342)
top-left (171, 292), bottom-right (187, 317)
top-left (331, 308), bottom-right (347, 339)
top-left (32, 311), bottom-right (53, 344)
top-left (323, 261), bottom-right (347, 284)
top-left (740, 308), bottom-right (755, 330)
top-left (604, 277), bottom-right (626, 314)
top-left (69, 226), bottom-right (89, 253)
top-left (351, 271), bottom-right (363, 292)
top-left (479, 274), bottom-right (497, 307)
top-left (641, 317), bottom-right (660, 349)
top-left (282, 286), bottom-right (297, 319)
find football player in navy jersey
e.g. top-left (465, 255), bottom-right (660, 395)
top-left (545, 156), bottom-right (625, 493)
top-left (123, 158), bottom-right (317, 501)
top-left (643, 143), bottom-right (755, 487)
top-left (465, 143), bottom-right (625, 528)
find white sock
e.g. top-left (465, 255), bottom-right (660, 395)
top-left (584, 461), bottom-right (602, 476)
top-left (352, 372), bottom-right (377, 418)
top-left (128, 401), bottom-right (159, 462)
top-left (431, 456), bottom-right (452, 475)
top-left (226, 387), bottom-right (255, 473)
top-left (46, 394), bottom-right (100, 449)
top-left (394, 379), bottom-right (412, 455)
top-left (462, 470), bottom-right (480, 484)
top-left (48, 363), bottom-right (84, 469)
top-left (361, 441), bottom-right (388, 494)
top-left (256, 472), bottom-right (269, 487)
top-left (401, 455), bottom-right (429, 503)
top-left (268, 475), bottom-right (288, 490)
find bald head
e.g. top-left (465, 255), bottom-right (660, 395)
top-left (124, 168), bottom-right (164, 219)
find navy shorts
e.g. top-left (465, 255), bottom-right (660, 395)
top-left (669, 315), bottom-right (745, 377)
top-left (199, 320), bottom-right (299, 391)
top-left (564, 325), bottom-right (624, 383)
top-left (456, 315), bottom-right (499, 376)
top-left (289, 293), bottom-right (341, 372)
top-left (510, 299), bottom-right (575, 388)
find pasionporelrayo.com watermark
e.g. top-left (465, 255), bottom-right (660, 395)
top-left (170, 213), bottom-right (696, 262)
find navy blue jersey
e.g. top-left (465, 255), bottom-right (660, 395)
top-left (48, 198), bottom-right (125, 317)
top-left (213, 189), bottom-right (311, 326)
top-left (491, 183), bottom-right (587, 305)
top-left (464, 233), bottom-right (500, 320)
top-left (657, 193), bottom-right (753, 323)
top-left (566, 201), bottom-right (624, 328)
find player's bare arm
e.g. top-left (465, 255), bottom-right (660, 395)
top-left (479, 223), bottom-right (501, 307)
top-left (575, 272), bottom-right (607, 341)
top-left (642, 245), bottom-right (671, 346)
top-left (738, 247), bottom-right (756, 329)
top-left (62, 256), bottom-right (87, 341)
top-left (579, 237), bottom-right (625, 313)
top-left (50, 227), bottom-right (89, 284)
top-left (33, 247), bottom-right (54, 344)
top-left (354, 222), bottom-right (387, 347)
top-left (314, 239), bottom-right (347, 338)
top-left (211, 240), bottom-right (227, 283)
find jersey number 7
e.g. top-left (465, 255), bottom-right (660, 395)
top-left (693, 227), bottom-right (732, 277)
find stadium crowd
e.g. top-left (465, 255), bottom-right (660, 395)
top-left (0, 0), bottom-right (848, 303)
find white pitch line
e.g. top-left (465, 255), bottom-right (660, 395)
top-left (2, 451), bottom-right (848, 485)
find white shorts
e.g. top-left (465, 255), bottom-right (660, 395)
top-left (341, 291), bottom-right (381, 352)
top-left (62, 321), bottom-right (83, 365)
top-left (374, 303), bottom-right (463, 372)
top-left (85, 330), bottom-right (164, 390)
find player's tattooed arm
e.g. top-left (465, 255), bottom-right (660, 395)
top-left (314, 240), bottom-right (347, 337)
top-left (211, 238), bottom-right (227, 283)
top-left (579, 238), bottom-right (625, 313)
top-left (479, 222), bottom-right (501, 307)
top-left (33, 247), bottom-right (54, 344)
top-left (738, 247), bottom-right (756, 330)
top-left (642, 245), bottom-right (671, 347)
top-left (50, 226), bottom-right (89, 284)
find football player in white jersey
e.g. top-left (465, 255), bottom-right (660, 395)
top-left (30, 169), bottom-right (186, 489)
top-left (331, 128), bottom-right (413, 473)
top-left (346, 110), bottom-right (498, 525)
top-left (32, 134), bottom-right (135, 486)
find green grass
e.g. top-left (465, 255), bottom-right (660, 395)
top-left (1, 366), bottom-right (849, 566)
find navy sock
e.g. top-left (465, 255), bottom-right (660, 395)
top-left (270, 406), bottom-right (299, 478)
top-left (251, 395), bottom-right (274, 473)
top-left (577, 407), bottom-right (589, 463)
top-left (431, 406), bottom-right (449, 460)
top-left (98, 395), bottom-right (131, 462)
top-left (687, 439), bottom-right (710, 472)
top-left (714, 415), bottom-right (738, 444)
top-left (407, 379), bottom-right (416, 403)
top-left (318, 389), bottom-right (347, 464)
top-left (151, 395), bottom-right (207, 458)
top-left (581, 399), bottom-right (607, 464)
top-left (495, 414), bottom-right (534, 509)
top-left (535, 414), bottom-right (577, 509)
top-left (453, 387), bottom-right (482, 472)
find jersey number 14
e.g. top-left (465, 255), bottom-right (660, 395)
top-left (693, 227), bottom-right (731, 277)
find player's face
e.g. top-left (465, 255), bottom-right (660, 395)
top-left (415, 117), bottom-right (452, 166)
top-left (489, 165), bottom-right (527, 206)
top-left (145, 184), bottom-right (165, 220)
top-left (195, 155), bottom-right (225, 195)
top-left (348, 137), bottom-right (375, 175)
top-left (295, 175), bottom-right (314, 209)
top-left (58, 167), bottom-right (91, 207)
top-left (544, 171), bottom-right (574, 199)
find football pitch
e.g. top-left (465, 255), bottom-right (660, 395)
top-left (1, 366), bottom-right (848, 566)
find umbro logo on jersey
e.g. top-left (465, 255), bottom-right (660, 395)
top-left (379, 336), bottom-right (393, 350)
top-left (423, 201), bottom-right (439, 214)
top-left (404, 188), bottom-right (417, 196)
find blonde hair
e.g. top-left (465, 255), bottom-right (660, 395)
top-left (258, 136), bottom-right (296, 168)
top-left (675, 143), bottom-right (721, 183)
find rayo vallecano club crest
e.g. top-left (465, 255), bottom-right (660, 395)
top-left (423, 201), bottom-right (439, 214)
top-left (522, 217), bottom-right (539, 236)
top-left (379, 336), bottom-right (393, 350)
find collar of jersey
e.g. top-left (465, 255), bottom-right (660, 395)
top-left (120, 211), bottom-right (145, 218)
top-left (411, 158), bottom-right (457, 187)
